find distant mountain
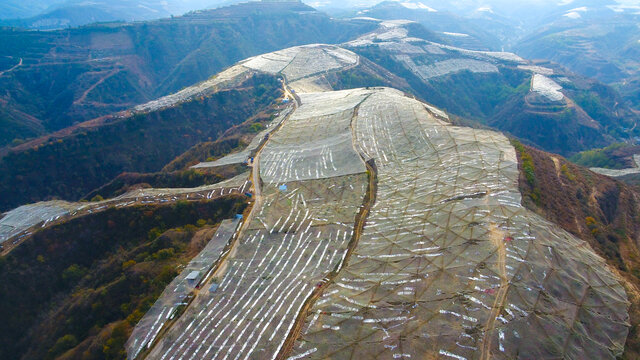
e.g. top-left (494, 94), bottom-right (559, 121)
top-left (2, 6), bottom-right (119, 30)
top-left (0, 0), bottom-right (229, 22)
top-left (0, 0), bottom-right (235, 30)
top-left (357, 1), bottom-right (503, 50)
top-left (514, 9), bottom-right (640, 108)
top-left (0, 0), bottom-right (67, 20)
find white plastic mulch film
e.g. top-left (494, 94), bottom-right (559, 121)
top-left (288, 89), bottom-right (629, 360)
top-left (345, 19), bottom-right (525, 82)
top-left (242, 45), bottom-right (358, 82)
top-left (0, 201), bottom-right (74, 245)
top-left (146, 89), bottom-right (370, 360)
top-left (259, 90), bottom-right (369, 183)
top-left (138, 87), bottom-right (628, 360)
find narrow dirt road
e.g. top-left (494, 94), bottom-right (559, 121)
top-left (0, 58), bottom-right (22, 77)
top-left (480, 224), bottom-right (509, 360)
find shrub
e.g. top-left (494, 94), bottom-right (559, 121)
top-left (249, 122), bottom-right (264, 133)
top-left (561, 164), bottom-right (576, 181)
top-left (62, 264), bottom-right (87, 283)
top-left (102, 322), bottom-right (128, 359)
top-left (511, 140), bottom-right (540, 203)
top-left (122, 260), bottom-right (136, 271)
top-left (154, 248), bottom-right (175, 260)
top-left (48, 334), bottom-right (78, 358)
top-left (148, 227), bottom-right (164, 241)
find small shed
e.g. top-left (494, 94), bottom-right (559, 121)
top-left (209, 283), bottom-right (219, 293)
top-left (186, 271), bottom-right (200, 286)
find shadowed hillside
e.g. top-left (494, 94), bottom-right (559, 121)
top-left (0, 197), bottom-right (248, 360)
top-left (0, 74), bottom-right (281, 211)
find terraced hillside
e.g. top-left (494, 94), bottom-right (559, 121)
top-left (359, 0), bottom-right (503, 51)
top-left (1, 35), bottom-right (639, 360)
top-left (0, 196), bottom-right (251, 360)
top-left (117, 53), bottom-right (629, 359)
top-left (0, 42), bottom-right (413, 211)
top-left (514, 10), bottom-right (640, 100)
top-left (288, 88), bottom-right (628, 360)
top-left (3, 15), bottom-right (637, 214)
top-left (342, 18), bottom-right (639, 155)
top-left (0, 172), bottom-right (252, 253)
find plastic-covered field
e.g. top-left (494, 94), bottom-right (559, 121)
top-left (289, 77), bottom-right (335, 93)
top-left (517, 65), bottom-right (554, 76)
top-left (0, 172), bottom-right (250, 250)
top-left (531, 74), bottom-right (565, 102)
top-left (112, 172), bottom-right (250, 201)
top-left (134, 66), bottom-right (251, 113)
top-left (396, 55), bottom-right (499, 80)
top-left (146, 89), bottom-right (371, 360)
top-left (133, 44), bottom-right (359, 116)
top-left (344, 20), bottom-right (526, 81)
top-left (241, 45), bottom-right (358, 82)
top-left (147, 175), bottom-right (368, 359)
top-left (260, 90), bottom-right (370, 183)
top-left (287, 89), bottom-right (629, 360)
top-left (591, 154), bottom-right (640, 178)
top-left (136, 86), bottom-right (630, 360)
top-left (0, 201), bottom-right (78, 245)
top-left (127, 218), bottom-right (242, 359)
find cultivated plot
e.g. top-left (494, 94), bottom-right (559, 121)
top-left (147, 176), bottom-right (368, 360)
top-left (134, 66), bottom-right (252, 113)
top-left (531, 74), bottom-right (565, 102)
top-left (260, 90), bottom-right (371, 183)
top-left (241, 45), bottom-right (358, 83)
top-left (146, 89), bottom-right (372, 360)
top-left (344, 20), bottom-right (525, 81)
top-left (591, 154), bottom-right (640, 178)
top-left (0, 173), bottom-right (250, 251)
top-left (0, 201), bottom-right (78, 245)
top-left (289, 89), bottom-right (629, 360)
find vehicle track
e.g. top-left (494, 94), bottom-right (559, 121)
top-left (480, 224), bottom-right (509, 360)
